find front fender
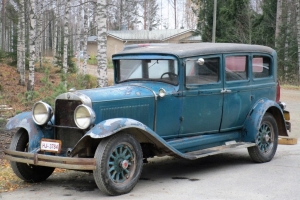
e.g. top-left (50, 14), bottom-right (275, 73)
top-left (6, 112), bottom-right (54, 152)
top-left (242, 98), bottom-right (288, 142)
top-left (71, 118), bottom-right (194, 159)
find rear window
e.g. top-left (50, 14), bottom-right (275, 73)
top-left (252, 56), bottom-right (271, 78)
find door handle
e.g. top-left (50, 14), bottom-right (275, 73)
top-left (221, 89), bottom-right (232, 93)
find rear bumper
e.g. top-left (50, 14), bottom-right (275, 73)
top-left (4, 149), bottom-right (96, 170)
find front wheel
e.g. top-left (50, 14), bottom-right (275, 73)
top-left (248, 113), bottom-right (278, 163)
top-left (93, 133), bottom-right (143, 196)
top-left (10, 129), bottom-right (55, 182)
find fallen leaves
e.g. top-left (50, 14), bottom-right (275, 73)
top-left (0, 159), bottom-right (68, 193)
top-left (0, 159), bottom-right (31, 193)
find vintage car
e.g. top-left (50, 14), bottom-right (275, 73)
top-left (4, 43), bottom-right (291, 195)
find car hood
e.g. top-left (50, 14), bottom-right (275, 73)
top-left (56, 82), bottom-right (179, 104)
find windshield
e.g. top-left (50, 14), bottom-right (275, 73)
top-left (116, 59), bottom-right (178, 85)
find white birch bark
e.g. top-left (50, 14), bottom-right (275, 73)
top-left (63, 0), bottom-right (70, 76)
top-left (19, 0), bottom-right (26, 86)
top-left (36, 0), bottom-right (42, 67)
top-left (53, 0), bottom-right (59, 66)
top-left (28, 0), bottom-right (36, 91)
top-left (297, 1), bottom-right (300, 85)
top-left (82, 0), bottom-right (88, 75)
top-left (275, 0), bottom-right (282, 47)
top-left (76, 0), bottom-right (83, 71)
top-left (17, 8), bottom-right (21, 73)
top-left (284, 1), bottom-right (291, 83)
top-left (96, 0), bottom-right (108, 87)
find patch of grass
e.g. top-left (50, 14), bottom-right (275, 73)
top-left (87, 54), bottom-right (97, 65)
top-left (281, 84), bottom-right (300, 90)
top-left (108, 59), bottom-right (114, 69)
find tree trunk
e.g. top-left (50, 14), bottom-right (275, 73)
top-left (28, 0), bottom-right (36, 91)
top-left (275, 0), bottom-right (282, 47)
top-left (76, 0), bottom-right (83, 71)
top-left (1, 0), bottom-right (6, 51)
top-left (297, 1), bottom-right (300, 85)
top-left (19, 0), bottom-right (26, 86)
top-left (284, 0), bottom-right (291, 83)
top-left (53, 0), bottom-right (59, 66)
top-left (96, 0), bottom-right (108, 87)
top-left (36, 0), bottom-right (43, 68)
top-left (63, 0), bottom-right (70, 87)
top-left (82, 0), bottom-right (88, 75)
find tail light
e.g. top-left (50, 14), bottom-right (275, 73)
top-left (276, 81), bottom-right (280, 102)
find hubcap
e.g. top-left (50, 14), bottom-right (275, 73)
top-left (257, 123), bottom-right (273, 153)
top-left (121, 160), bottom-right (129, 169)
top-left (108, 144), bottom-right (134, 183)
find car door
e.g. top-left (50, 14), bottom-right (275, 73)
top-left (179, 56), bottom-right (223, 136)
top-left (220, 54), bottom-right (252, 131)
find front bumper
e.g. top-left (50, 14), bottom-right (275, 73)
top-left (4, 149), bottom-right (96, 170)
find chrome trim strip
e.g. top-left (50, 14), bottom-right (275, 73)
top-left (55, 91), bottom-right (92, 107)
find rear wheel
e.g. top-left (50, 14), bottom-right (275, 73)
top-left (248, 113), bottom-right (278, 163)
top-left (93, 133), bottom-right (143, 196)
top-left (10, 129), bottom-right (55, 182)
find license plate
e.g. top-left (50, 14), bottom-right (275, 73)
top-left (41, 139), bottom-right (62, 153)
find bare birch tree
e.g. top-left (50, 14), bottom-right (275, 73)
top-left (82, 0), bottom-right (88, 75)
top-left (96, 0), bottom-right (107, 87)
top-left (28, 0), bottom-right (36, 91)
top-left (53, 0), bottom-right (59, 66)
top-left (63, 0), bottom-right (70, 77)
top-left (18, 0), bottom-right (26, 86)
top-left (76, 0), bottom-right (83, 71)
top-left (297, 1), bottom-right (300, 85)
top-left (275, 0), bottom-right (282, 47)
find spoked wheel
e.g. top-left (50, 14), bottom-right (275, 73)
top-left (248, 113), bottom-right (278, 163)
top-left (10, 129), bottom-right (55, 182)
top-left (93, 133), bottom-right (143, 196)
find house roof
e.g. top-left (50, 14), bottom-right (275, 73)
top-left (87, 29), bottom-right (201, 42)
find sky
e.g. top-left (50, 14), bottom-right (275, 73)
top-left (158, 0), bottom-right (187, 30)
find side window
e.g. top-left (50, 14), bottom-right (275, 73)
top-left (225, 56), bottom-right (247, 81)
top-left (186, 57), bottom-right (219, 85)
top-left (252, 56), bottom-right (271, 78)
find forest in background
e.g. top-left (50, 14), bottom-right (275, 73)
top-left (0, 0), bottom-right (300, 94)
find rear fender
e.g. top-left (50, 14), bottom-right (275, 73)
top-left (242, 98), bottom-right (288, 142)
top-left (5, 112), bottom-right (54, 152)
top-left (71, 118), bottom-right (189, 159)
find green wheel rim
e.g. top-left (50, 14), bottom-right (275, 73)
top-left (108, 144), bottom-right (134, 183)
top-left (257, 122), bottom-right (274, 153)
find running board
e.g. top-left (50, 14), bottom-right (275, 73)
top-left (185, 142), bottom-right (256, 159)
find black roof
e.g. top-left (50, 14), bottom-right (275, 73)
top-left (113, 43), bottom-right (275, 58)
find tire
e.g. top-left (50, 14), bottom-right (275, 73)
top-left (10, 129), bottom-right (55, 182)
top-left (93, 133), bottom-right (143, 196)
top-left (248, 113), bottom-right (278, 163)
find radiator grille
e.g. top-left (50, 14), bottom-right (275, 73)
top-left (54, 99), bottom-right (84, 151)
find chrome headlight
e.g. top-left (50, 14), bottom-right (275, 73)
top-left (74, 105), bottom-right (95, 129)
top-left (32, 101), bottom-right (53, 125)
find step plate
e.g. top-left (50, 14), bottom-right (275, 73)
top-left (185, 142), bottom-right (255, 159)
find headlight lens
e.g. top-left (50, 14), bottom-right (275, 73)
top-left (32, 101), bottom-right (53, 125)
top-left (74, 105), bottom-right (95, 129)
